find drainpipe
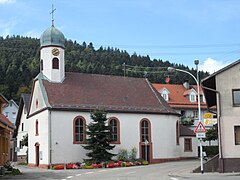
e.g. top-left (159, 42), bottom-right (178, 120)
top-left (48, 110), bottom-right (52, 168)
top-left (202, 85), bottom-right (223, 172)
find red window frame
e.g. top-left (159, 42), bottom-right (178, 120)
top-left (184, 138), bottom-right (192, 152)
top-left (109, 117), bottom-right (120, 144)
top-left (73, 116), bottom-right (86, 144)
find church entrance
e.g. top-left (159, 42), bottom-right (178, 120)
top-left (35, 143), bottom-right (40, 166)
top-left (141, 144), bottom-right (150, 161)
top-left (139, 119), bottom-right (152, 163)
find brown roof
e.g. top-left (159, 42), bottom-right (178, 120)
top-left (152, 84), bottom-right (208, 109)
top-left (42, 72), bottom-right (179, 115)
top-left (180, 124), bottom-right (195, 136)
top-left (0, 114), bottom-right (15, 130)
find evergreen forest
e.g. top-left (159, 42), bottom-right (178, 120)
top-left (0, 35), bottom-right (209, 102)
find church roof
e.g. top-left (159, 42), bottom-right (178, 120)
top-left (42, 72), bottom-right (179, 115)
top-left (40, 25), bottom-right (65, 48)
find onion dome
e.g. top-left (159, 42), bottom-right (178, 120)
top-left (40, 25), bottom-right (65, 48)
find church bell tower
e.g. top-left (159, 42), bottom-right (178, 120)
top-left (39, 7), bottom-right (65, 83)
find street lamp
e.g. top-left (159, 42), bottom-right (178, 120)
top-left (168, 60), bottom-right (204, 174)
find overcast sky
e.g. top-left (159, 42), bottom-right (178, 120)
top-left (0, 0), bottom-right (240, 73)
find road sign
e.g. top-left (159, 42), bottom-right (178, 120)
top-left (196, 132), bottom-right (206, 138)
top-left (203, 112), bottom-right (214, 119)
top-left (195, 121), bottom-right (207, 133)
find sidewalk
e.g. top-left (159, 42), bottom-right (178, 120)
top-left (168, 165), bottom-right (240, 179)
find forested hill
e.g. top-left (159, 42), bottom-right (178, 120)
top-left (0, 36), bottom-right (209, 102)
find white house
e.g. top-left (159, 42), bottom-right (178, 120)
top-left (153, 83), bottom-right (218, 146)
top-left (202, 60), bottom-right (240, 172)
top-left (19, 22), bottom-right (197, 169)
top-left (3, 99), bottom-right (18, 124)
top-left (13, 93), bottom-right (31, 162)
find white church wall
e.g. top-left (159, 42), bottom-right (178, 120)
top-left (50, 111), bottom-right (180, 164)
top-left (29, 81), bottom-right (47, 115)
top-left (28, 110), bottom-right (49, 165)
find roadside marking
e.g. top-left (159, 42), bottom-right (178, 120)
top-left (125, 171), bottom-right (136, 175)
top-left (76, 174), bottom-right (82, 176)
top-left (98, 169), bottom-right (106, 172)
top-left (61, 179), bottom-right (66, 180)
top-left (170, 178), bottom-right (178, 180)
top-left (67, 176), bottom-right (73, 179)
top-left (85, 171), bottom-right (94, 175)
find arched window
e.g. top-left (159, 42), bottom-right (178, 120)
top-left (176, 121), bottom-right (180, 145)
top-left (73, 116), bottom-right (86, 144)
top-left (36, 120), bottom-right (39, 136)
top-left (40, 59), bottom-right (43, 71)
top-left (52, 57), bottom-right (59, 69)
top-left (109, 118), bottom-right (120, 144)
top-left (141, 119), bottom-right (150, 142)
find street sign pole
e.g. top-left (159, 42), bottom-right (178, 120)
top-left (195, 121), bottom-right (207, 174)
top-left (200, 138), bottom-right (203, 174)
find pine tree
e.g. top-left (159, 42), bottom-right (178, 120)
top-left (83, 110), bottom-right (115, 163)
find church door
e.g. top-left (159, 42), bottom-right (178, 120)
top-left (139, 119), bottom-right (152, 162)
top-left (35, 143), bottom-right (40, 166)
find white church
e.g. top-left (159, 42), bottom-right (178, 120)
top-left (16, 21), bottom-right (197, 168)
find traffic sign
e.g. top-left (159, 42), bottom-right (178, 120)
top-left (195, 121), bottom-right (207, 133)
top-left (196, 132), bottom-right (206, 138)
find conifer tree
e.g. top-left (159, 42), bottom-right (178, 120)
top-left (83, 110), bottom-right (115, 163)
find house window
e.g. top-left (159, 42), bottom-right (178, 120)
top-left (161, 93), bottom-right (168, 101)
top-left (36, 120), bottom-right (39, 136)
top-left (176, 121), bottom-right (179, 145)
top-left (52, 58), bottom-right (59, 69)
top-left (190, 94), bottom-right (196, 102)
top-left (184, 138), bottom-right (192, 152)
top-left (141, 120), bottom-right (150, 142)
top-left (109, 118), bottom-right (120, 144)
top-left (22, 123), bottom-right (24, 132)
top-left (73, 116), bottom-right (86, 144)
top-left (20, 141), bottom-right (23, 149)
top-left (234, 126), bottom-right (240, 145)
top-left (193, 111), bottom-right (198, 118)
top-left (12, 112), bottom-right (16, 119)
top-left (5, 112), bottom-right (9, 117)
top-left (232, 89), bottom-right (240, 106)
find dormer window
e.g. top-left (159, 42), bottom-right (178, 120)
top-left (184, 88), bottom-right (197, 102)
top-left (160, 88), bottom-right (170, 102)
top-left (190, 93), bottom-right (196, 102)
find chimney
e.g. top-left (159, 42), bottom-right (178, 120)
top-left (183, 82), bottom-right (190, 89)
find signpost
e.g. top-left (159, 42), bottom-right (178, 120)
top-left (194, 121), bottom-right (207, 174)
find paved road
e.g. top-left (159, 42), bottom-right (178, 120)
top-left (3, 160), bottom-right (240, 180)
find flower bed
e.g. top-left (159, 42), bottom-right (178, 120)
top-left (52, 160), bottom-right (148, 170)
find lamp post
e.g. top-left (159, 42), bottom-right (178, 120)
top-left (168, 60), bottom-right (204, 174)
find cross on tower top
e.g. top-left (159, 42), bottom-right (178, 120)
top-left (50, 4), bottom-right (56, 26)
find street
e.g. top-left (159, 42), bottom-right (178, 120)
top-left (3, 160), bottom-right (240, 180)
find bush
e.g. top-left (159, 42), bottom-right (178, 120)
top-left (117, 149), bottom-right (129, 161)
top-left (199, 146), bottom-right (219, 157)
top-left (129, 147), bottom-right (137, 162)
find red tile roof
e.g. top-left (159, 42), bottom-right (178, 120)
top-left (0, 114), bottom-right (15, 130)
top-left (152, 84), bottom-right (207, 109)
top-left (42, 73), bottom-right (179, 115)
